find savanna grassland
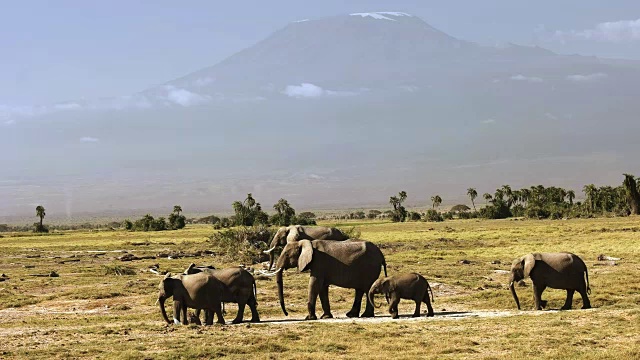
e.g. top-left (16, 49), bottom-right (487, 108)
top-left (0, 217), bottom-right (639, 359)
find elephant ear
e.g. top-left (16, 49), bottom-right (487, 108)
top-left (297, 240), bottom-right (314, 272)
top-left (383, 278), bottom-right (395, 294)
top-left (523, 254), bottom-right (536, 278)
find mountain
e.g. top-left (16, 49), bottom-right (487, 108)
top-left (2, 12), bottom-right (640, 219)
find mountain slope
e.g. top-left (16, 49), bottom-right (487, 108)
top-left (1, 12), bottom-right (640, 218)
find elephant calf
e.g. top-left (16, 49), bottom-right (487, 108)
top-left (509, 252), bottom-right (591, 310)
top-left (157, 272), bottom-right (225, 325)
top-left (368, 273), bottom-right (434, 319)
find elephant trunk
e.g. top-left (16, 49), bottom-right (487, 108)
top-left (268, 251), bottom-right (276, 271)
top-left (367, 289), bottom-right (382, 309)
top-left (158, 296), bottom-right (171, 324)
top-left (276, 269), bottom-right (288, 316)
top-left (509, 281), bottom-right (521, 310)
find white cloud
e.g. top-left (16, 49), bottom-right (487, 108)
top-left (293, 19), bottom-right (309, 23)
top-left (283, 83), bottom-right (326, 98)
top-left (481, 119), bottom-right (496, 124)
top-left (510, 74), bottom-right (543, 83)
top-left (164, 86), bottom-right (211, 106)
top-left (566, 73), bottom-right (608, 82)
top-left (80, 137), bottom-right (99, 143)
top-left (283, 83), bottom-right (359, 98)
top-left (554, 18), bottom-right (640, 43)
top-left (4, 119), bottom-right (16, 126)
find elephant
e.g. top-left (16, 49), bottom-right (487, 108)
top-left (368, 273), bottom-right (435, 319)
top-left (263, 225), bottom-right (349, 270)
top-left (184, 264), bottom-right (260, 323)
top-left (268, 239), bottom-right (387, 320)
top-left (157, 272), bottom-right (225, 325)
top-left (509, 252), bottom-right (591, 310)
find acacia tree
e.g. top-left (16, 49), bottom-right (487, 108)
top-left (467, 188), bottom-right (478, 210)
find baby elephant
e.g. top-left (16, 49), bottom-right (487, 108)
top-left (368, 273), bottom-right (434, 319)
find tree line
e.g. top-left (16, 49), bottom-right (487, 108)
top-left (381, 173), bottom-right (640, 222)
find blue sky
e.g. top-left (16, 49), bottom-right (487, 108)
top-left (2, 0), bottom-right (640, 105)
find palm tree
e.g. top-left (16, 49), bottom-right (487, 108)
top-left (431, 195), bottom-right (442, 209)
top-left (483, 193), bottom-right (493, 205)
top-left (467, 188), bottom-right (478, 211)
top-left (35, 205), bottom-right (45, 227)
top-left (622, 174), bottom-right (640, 215)
top-left (398, 191), bottom-right (407, 203)
top-left (173, 205), bottom-right (182, 216)
top-left (566, 190), bottom-right (575, 206)
top-left (583, 184), bottom-right (597, 212)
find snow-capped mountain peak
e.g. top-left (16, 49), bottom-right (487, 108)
top-left (349, 12), bottom-right (413, 21)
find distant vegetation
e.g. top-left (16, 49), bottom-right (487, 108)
top-left (1, 174), bottom-right (638, 233)
top-left (123, 206), bottom-right (186, 231)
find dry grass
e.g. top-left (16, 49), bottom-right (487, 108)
top-left (0, 217), bottom-right (639, 359)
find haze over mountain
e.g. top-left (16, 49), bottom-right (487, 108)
top-left (2, 12), bottom-right (640, 220)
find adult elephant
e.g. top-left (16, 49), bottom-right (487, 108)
top-left (509, 252), bottom-right (591, 310)
top-left (263, 225), bottom-right (349, 270)
top-left (157, 272), bottom-right (224, 325)
top-left (184, 264), bottom-right (260, 323)
top-left (268, 239), bottom-right (387, 320)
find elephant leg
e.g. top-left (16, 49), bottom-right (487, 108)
top-left (319, 285), bottom-right (333, 319)
top-left (181, 303), bottom-right (188, 325)
top-left (578, 288), bottom-right (591, 309)
top-left (346, 289), bottom-right (363, 318)
top-left (305, 276), bottom-right (321, 320)
top-left (232, 302), bottom-right (246, 324)
top-left (248, 295), bottom-right (260, 323)
top-left (424, 291), bottom-right (435, 317)
top-left (214, 302), bottom-right (225, 325)
top-left (205, 309), bottom-right (214, 326)
top-left (389, 294), bottom-right (400, 319)
top-left (532, 283), bottom-right (546, 310)
top-left (561, 289), bottom-right (575, 310)
top-left (172, 301), bottom-right (182, 325)
top-left (194, 308), bottom-right (202, 323)
top-left (412, 299), bottom-right (421, 317)
top-left (361, 289), bottom-right (375, 318)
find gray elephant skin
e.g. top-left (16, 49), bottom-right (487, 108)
top-left (184, 264), bottom-right (260, 323)
top-left (157, 272), bottom-right (225, 325)
top-left (264, 225), bottom-right (349, 270)
top-left (368, 273), bottom-right (435, 319)
top-left (273, 239), bottom-right (387, 320)
top-left (509, 252), bottom-right (591, 310)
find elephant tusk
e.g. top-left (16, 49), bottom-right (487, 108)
top-left (509, 281), bottom-right (513, 288)
top-left (257, 268), bottom-right (282, 277)
top-left (155, 298), bottom-right (159, 305)
top-left (263, 247), bottom-right (276, 254)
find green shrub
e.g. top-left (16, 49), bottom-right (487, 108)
top-left (208, 225), bottom-right (273, 264)
top-left (423, 209), bottom-right (444, 222)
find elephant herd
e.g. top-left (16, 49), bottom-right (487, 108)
top-left (157, 225), bottom-right (592, 325)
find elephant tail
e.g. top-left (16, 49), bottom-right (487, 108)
top-left (585, 268), bottom-right (591, 295)
top-left (382, 261), bottom-right (388, 277)
top-left (427, 281), bottom-right (435, 303)
top-left (253, 280), bottom-right (258, 305)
